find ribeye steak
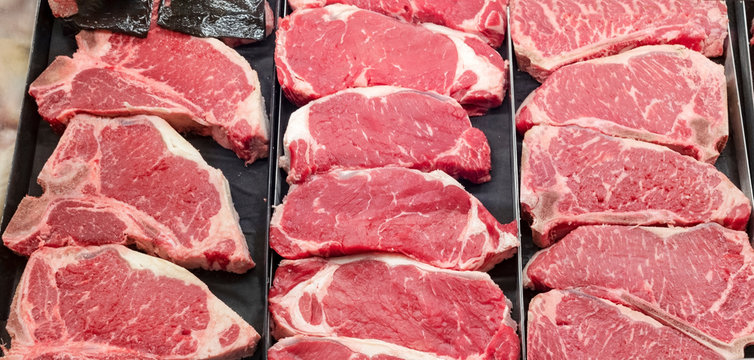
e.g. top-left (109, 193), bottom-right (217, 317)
top-left (275, 4), bottom-right (508, 116)
top-left (270, 168), bottom-right (518, 271)
top-left (2, 114), bottom-right (253, 273)
top-left (269, 336), bottom-right (445, 360)
top-left (269, 254), bottom-right (520, 360)
top-left (286, 0), bottom-right (507, 47)
top-left (29, 28), bottom-right (268, 163)
top-left (282, 86), bottom-right (492, 184)
top-left (517, 45), bottom-right (727, 163)
top-left (520, 125), bottom-right (750, 246)
top-left (4, 245), bottom-right (260, 359)
top-left (525, 223), bottom-right (754, 358)
top-left (510, 0), bottom-right (728, 81)
top-left (527, 290), bottom-right (726, 360)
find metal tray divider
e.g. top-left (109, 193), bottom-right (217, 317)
top-left (505, 6), bottom-right (526, 359)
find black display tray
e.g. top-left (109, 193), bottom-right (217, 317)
top-left (0, 1), bottom-right (280, 359)
top-left (515, 1), bottom-right (754, 358)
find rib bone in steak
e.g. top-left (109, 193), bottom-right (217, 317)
top-left (2, 114), bottom-right (253, 273)
top-left (269, 336), bottom-right (446, 360)
top-left (527, 290), bottom-right (726, 360)
top-left (286, 0), bottom-right (507, 47)
top-left (282, 86), bottom-right (492, 184)
top-left (520, 125), bottom-right (750, 246)
top-left (4, 245), bottom-right (260, 359)
top-left (29, 28), bottom-right (268, 163)
top-left (524, 223), bottom-right (754, 358)
top-left (510, 0), bottom-right (728, 81)
top-left (269, 254), bottom-right (520, 360)
top-left (270, 168), bottom-right (518, 271)
top-left (275, 4), bottom-right (508, 116)
top-left (516, 45), bottom-right (727, 163)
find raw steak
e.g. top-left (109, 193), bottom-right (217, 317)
top-left (524, 224), bottom-right (754, 358)
top-left (270, 168), bottom-right (518, 271)
top-left (527, 290), bottom-right (726, 360)
top-left (2, 114), bottom-right (253, 273)
top-left (510, 0), bottom-right (728, 81)
top-left (520, 125), bottom-right (750, 246)
top-left (276, 4), bottom-right (508, 116)
top-left (286, 0), bottom-right (507, 47)
top-left (282, 86), bottom-right (492, 184)
top-left (269, 336), bottom-right (445, 360)
top-left (3, 245), bottom-right (260, 359)
top-left (516, 45), bottom-right (727, 163)
top-left (269, 255), bottom-right (520, 360)
top-left (29, 27), bottom-right (268, 163)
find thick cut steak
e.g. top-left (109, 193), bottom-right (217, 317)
top-left (527, 290), bottom-right (726, 360)
top-left (520, 126), bottom-right (750, 246)
top-left (510, 0), bottom-right (728, 81)
top-left (29, 28), bottom-right (268, 163)
top-left (276, 4), bottom-right (508, 116)
top-left (269, 255), bottom-right (520, 360)
top-left (269, 336), bottom-right (445, 360)
top-left (524, 224), bottom-right (754, 358)
top-left (286, 0), bottom-right (507, 47)
top-left (282, 86), bottom-right (492, 184)
top-left (2, 114), bottom-right (253, 273)
top-left (4, 245), bottom-right (260, 359)
top-left (270, 168), bottom-right (518, 271)
top-left (517, 45), bottom-right (727, 163)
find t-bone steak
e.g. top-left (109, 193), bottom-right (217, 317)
top-left (520, 125), bottom-right (750, 247)
top-left (275, 4), bottom-right (508, 116)
top-left (269, 336), bottom-right (446, 360)
top-left (282, 86), bottom-right (492, 184)
top-left (270, 168), bottom-right (518, 271)
top-left (509, 0), bottom-right (728, 81)
top-left (516, 45), bottom-right (727, 163)
top-left (524, 223), bottom-right (754, 358)
top-left (3, 245), bottom-right (260, 359)
top-left (2, 114), bottom-right (253, 273)
top-left (29, 27), bottom-right (268, 163)
top-left (269, 254), bottom-right (520, 360)
top-left (527, 290), bottom-right (726, 360)
top-left (286, 0), bottom-right (507, 47)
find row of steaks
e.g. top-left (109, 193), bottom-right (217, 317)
top-left (513, 3), bottom-right (754, 358)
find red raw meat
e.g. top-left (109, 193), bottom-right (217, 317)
top-left (516, 45), bottom-right (727, 163)
top-left (269, 255), bottom-right (520, 360)
top-left (287, 0), bottom-right (507, 47)
top-left (282, 86), bottom-right (492, 184)
top-left (29, 27), bottom-right (268, 163)
top-left (270, 168), bottom-right (518, 271)
top-left (520, 125), bottom-right (750, 246)
top-left (2, 114), bottom-right (253, 273)
top-left (269, 336), bottom-right (446, 360)
top-left (276, 4), bottom-right (508, 116)
top-left (510, 0), bottom-right (728, 81)
top-left (525, 224), bottom-right (754, 358)
top-left (3, 245), bottom-right (260, 359)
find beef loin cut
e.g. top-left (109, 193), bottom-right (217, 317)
top-left (269, 255), bottom-right (520, 360)
top-left (524, 224), bottom-right (754, 358)
top-left (29, 28), bottom-right (268, 163)
top-left (2, 114), bottom-right (253, 273)
top-left (4, 245), bottom-right (260, 359)
top-left (275, 4), bottom-right (508, 116)
top-left (286, 0), bottom-right (507, 47)
top-left (282, 86), bottom-right (492, 184)
top-left (269, 336), bottom-right (445, 360)
top-left (510, 0), bottom-right (728, 81)
top-left (520, 126), bottom-right (750, 247)
top-left (270, 168), bottom-right (519, 271)
top-left (527, 290), bottom-right (726, 360)
top-left (516, 45), bottom-right (727, 163)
